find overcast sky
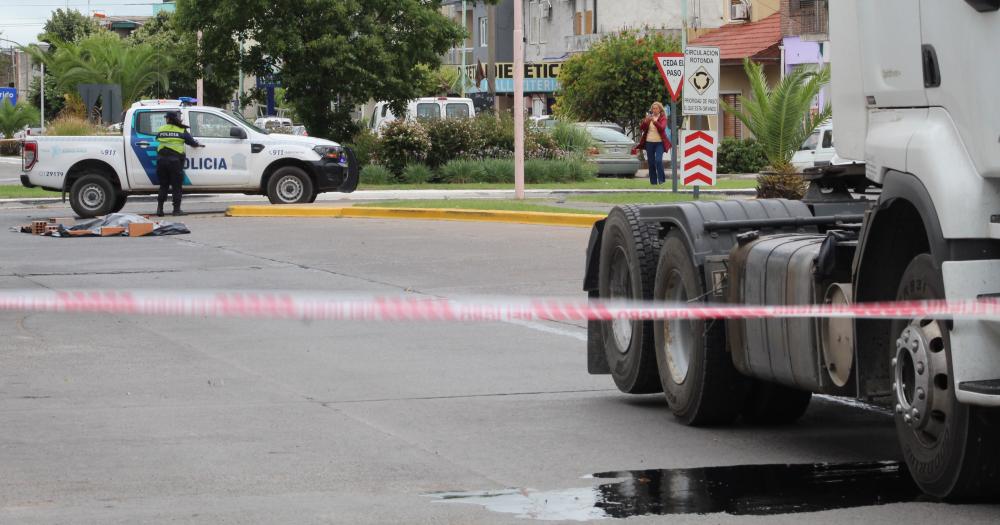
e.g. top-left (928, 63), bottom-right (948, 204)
top-left (0, 0), bottom-right (161, 46)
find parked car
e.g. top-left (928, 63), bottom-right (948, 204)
top-left (792, 121), bottom-right (834, 172)
top-left (533, 116), bottom-right (626, 136)
top-left (580, 124), bottom-right (641, 177)
top-left (254, 116), bottom-right (293, 131)
top-left (369, 97), bottom-right (475, 133)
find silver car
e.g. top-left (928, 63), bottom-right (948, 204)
top-left (581, 125), bottom-right (640, 177)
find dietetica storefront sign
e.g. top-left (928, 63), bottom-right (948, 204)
top-left (455, 62), bottom-right (563, 94)
top-left (683, 46), bottom-right (720, 116)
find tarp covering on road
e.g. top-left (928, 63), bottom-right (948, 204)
top-left (13, 213), bottom-right (190, 237)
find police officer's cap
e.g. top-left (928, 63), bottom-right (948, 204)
top-left (165, 111), bottom-right (183, 125)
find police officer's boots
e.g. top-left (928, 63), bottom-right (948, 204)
top-left (156, 201), bottom-right (165, 217)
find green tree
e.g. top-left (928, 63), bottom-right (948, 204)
top-left (0, 99), bottom-right (39, 138)
top-left (176, 0), bottom-right (465, 140)
top-left (128, 12), bottom-right (235, 105)
top-left (721, 58), bottom-right (831, 198)
top-left (38, 9), bottom-right (102, 49)
top-left (26, 32), bottom-right (172, 108)
top-left (555, 30), bottom-right (681, 136)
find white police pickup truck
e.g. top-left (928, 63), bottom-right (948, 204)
top-left (20, 99), bottom-right (358, 218)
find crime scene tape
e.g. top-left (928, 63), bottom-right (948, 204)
top-left (2, 290), bottom-right (1000, 322)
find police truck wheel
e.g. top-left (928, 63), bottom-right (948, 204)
top-left (597, 205), bottom-right (662, 394)
top-left (891, 254), bottom-right (1000, 499)
top-left (110, 193), bottom-right (128, 214)
top-left (653, 230), bottom-right (749, 425)
top-left (267, 167), bottom-right (314, 204)
top-left (69, 174), bottom-right (116, 218)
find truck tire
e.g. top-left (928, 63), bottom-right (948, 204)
top-left (69, 173), bottom-right (117, 218)
top-left (597, 205), bottom-right (662, 394)
top-left (653, 230), bottom-right (749, 425)
top-left (110, 193), bottom-right (128, 214)
top-left (891, 254), bottom-right (1000, 499)
top-left (740, 381), bottom-right (812, 424)
top-left (267, 166), bottom-right (314, 205)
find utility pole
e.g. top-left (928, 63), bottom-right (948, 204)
top-left (487, 2), bottom-right (497, 114)
top-left (461, 0), bottom-right (468, 98)
top-left (196, 31), bottom-right (204, 105)
top-left (513, 0), bottom-right (525, 199)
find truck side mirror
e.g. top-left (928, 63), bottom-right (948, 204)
top-left (230, 127), bottom-right (248, 140)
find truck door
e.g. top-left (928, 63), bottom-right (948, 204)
top-left (919, 0), bottom-right (1000, 178)
top-left (186, 110), bottom-right (252, 187)
top-left (125, 109), bottom-right (168, 190)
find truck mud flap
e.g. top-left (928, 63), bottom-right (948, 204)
top-left (337, 146), bottom-right (360, 193)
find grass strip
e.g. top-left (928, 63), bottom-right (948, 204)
top-left (358, 178), bottom-right (756, 191)
top-left (0, 186), bottom-right (58, 199)
top-left (566, 192), bottom-right (718, 205)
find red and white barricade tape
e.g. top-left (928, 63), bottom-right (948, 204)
top-left (1, 290), bottom-right (1000, 322)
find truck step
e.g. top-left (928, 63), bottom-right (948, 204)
top-left (958, 380), bottom-right (1000, 396)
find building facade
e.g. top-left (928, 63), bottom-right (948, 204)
top-left (781, 0), bottom-right (830, 110)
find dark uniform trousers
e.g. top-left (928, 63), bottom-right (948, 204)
top-left (157, 150), bottom-right (185, 208)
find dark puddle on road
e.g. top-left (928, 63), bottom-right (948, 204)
top-left (428, 461), bottom-right (926, 521)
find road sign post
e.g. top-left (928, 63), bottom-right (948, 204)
top-left (654, 53), bottom-right (684, 193)
top-left (682, 45), bottom-right (720, 199)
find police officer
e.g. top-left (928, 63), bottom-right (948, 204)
top-left (155, 111), bottom-right (204, 217)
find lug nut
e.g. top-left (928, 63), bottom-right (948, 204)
top-left (917, 388), bottom-right (926, 400)
top-left (896, 404), bottom-right (903, 414)
top-left (911, 340), bottom-right (919, 350)
top-left (916, 362), bottom-right (925, 375)
top-left (904, 414), bottom-right (912, 423)
top-left (912, 408), bottom-right (921, 421)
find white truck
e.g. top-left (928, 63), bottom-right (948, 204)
top-left (20, 99), bottom-right (358, 217)
top-left (583, 0), bottom-right (1000, 499)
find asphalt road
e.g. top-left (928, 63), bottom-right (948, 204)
top-left (1, 204), bottom-right (997, 524)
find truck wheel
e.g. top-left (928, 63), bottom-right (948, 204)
top-left (654, 230), bottom-right (749, 425)
top-left (597, 205), bottom-right (662, 394)
top-left (267, 167), bottom-right (314, 204)
top-left (110, 193), bottom-right (128, 214)
top-left (741, 381), bottom-right (812, 424)
top-left (891, 254), bottom-right (1000, 499)
top-left (69, 174), bottom-right (116, 218)
top-left (307, 189), bottom-right (319, 203)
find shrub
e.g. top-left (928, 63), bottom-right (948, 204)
top-left (347, 127), bottom-right (380, 168)
top-left (401, 163), bottom-right (434, 184)
top-left (423, 117), bottom-right (477, 168)
top-left (437, 158), bottom-right (596, 184)
top-left (470, 112), bottom-right (514, 151)
top-left (756, 172), bottom-right (807, 199)
top-left (438, 159), bottom-right (486, 183)
top-left (718, 137), bottom-right (767, 174)
top-left (525, 158), bottom-right (596, 183)
top-left (379, 119), bottom-right (431, 176)
top-left (361, 164), bottom-right (393, 185)
top-left (45, 115), bottom-right (103, 136)
top-left (550, 121), bottom-right (593, 153)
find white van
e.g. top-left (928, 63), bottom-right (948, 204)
top-left (369, 97), bottom-right (475, 133)
top-left (792, 122), bottom-right (835, 172)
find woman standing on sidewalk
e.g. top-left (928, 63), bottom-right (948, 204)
top-left (635, 102), bottom-right (670, 185)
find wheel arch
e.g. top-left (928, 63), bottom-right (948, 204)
top-left (65, 159), bottom-right (122, 192)
top-left (854, 170), bottom-right (943, 399)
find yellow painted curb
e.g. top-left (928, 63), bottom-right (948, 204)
top-left (225, 205), bottom-right (604, 228)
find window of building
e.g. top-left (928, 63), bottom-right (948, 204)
top-left (720, 94), bottom-right (744, 139)
top-left (479, 17), bottom-right (488, 47)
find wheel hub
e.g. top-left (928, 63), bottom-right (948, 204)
top-left (81, 184), bottom-right (105, 209)
top-left (278, 176), bottom-right (303, 201)
top-left (893, 320), bottom-right (950, 444)
top-left (608, 247), bottom-right (633, 353)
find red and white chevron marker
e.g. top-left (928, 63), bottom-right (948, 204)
top-left (681, 130), bottom-right (718, 186)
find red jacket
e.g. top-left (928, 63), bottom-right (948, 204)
top-left (636, 114), bottom-right (671, 151)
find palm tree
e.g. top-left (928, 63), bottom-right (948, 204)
top-left (0, 99), bottom-right (40, 139)
top-left (0, 99), bottom-right (39, 155)
top-left (25, 32), bottom-right (172, 110)
top-left (721, 58), bottom-right (831, 199)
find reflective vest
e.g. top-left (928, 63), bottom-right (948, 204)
top-left (156, 124), bottom-right (188, 155)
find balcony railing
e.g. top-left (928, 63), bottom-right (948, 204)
top-left (790, 0), bottom-right (829, 39)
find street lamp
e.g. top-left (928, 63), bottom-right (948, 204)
top-left (35, 42), bottom-right (49, 130)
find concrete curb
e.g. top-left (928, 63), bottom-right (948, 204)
top-left (226, 205), bottom-right (604, 228)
